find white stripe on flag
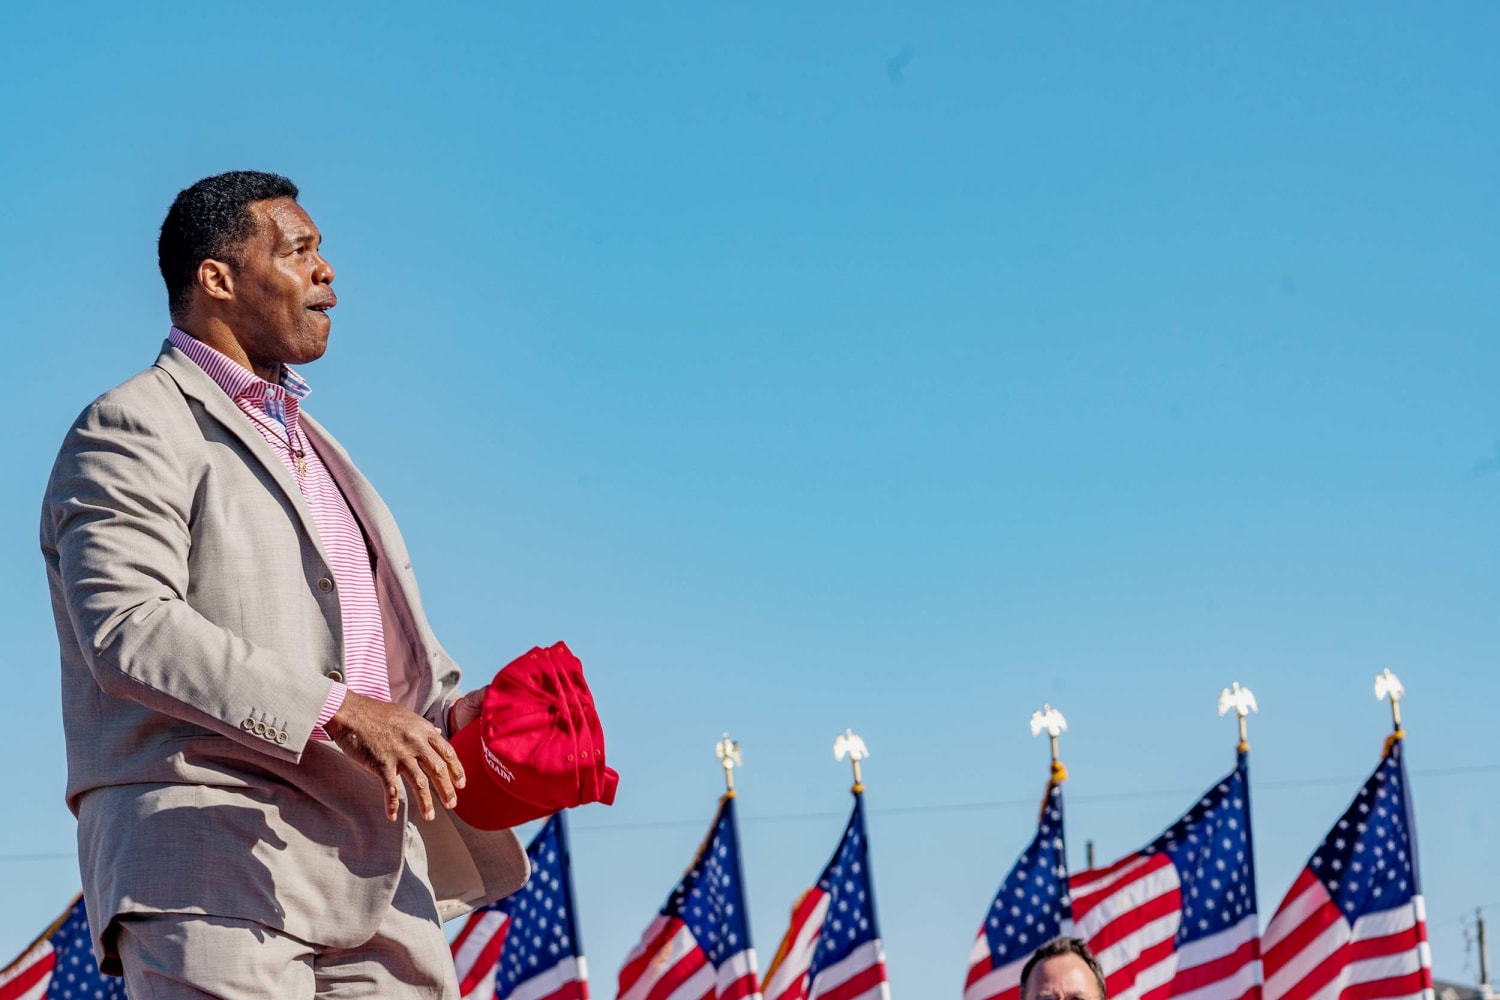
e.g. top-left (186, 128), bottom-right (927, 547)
top-left (1113, 951), bottom-right (1178, 1000)
top-left (1350, 904), bottom-right (1417, 944)
top-left (620, 923), bottom-right (699, 1000)
top-left (1075, 862), bottom-right (1181, 942)
top-left (807, 939), bottom-right (888, 1000)
top-left (1263, 879), bottom-right (1326, 953)
top-left (511, 957), bottom-right (586, 1000)
top-left (1266, 914), bottom-right (1350, 998)
top-left (1072, 856), bottom-right (1157, 903)
top-left (1167, 917), bottom-right (1263, 1000)
top-left (670, 960), bottom-right (718, 1000)
top-left (964, 955), bottom-right (1023, 1000)
top-left (1346, 951), bottom-right (1421, 988)
top-left (765, 893), bottom-right (831, 1000)
top-left (453, 910), bottom-right (508, 985)
top-left (621, 915), bottom-right (672, 967)
top-left (716, 948), bottom-right (762, 996)
top-left (1090, 910), bottom-right (1182, 985)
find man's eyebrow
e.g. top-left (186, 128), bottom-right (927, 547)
top-left (280, 230), bottom-right (322, 251)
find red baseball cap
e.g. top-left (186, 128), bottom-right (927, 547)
top-left (450, 642), bottom-right (619, 830)
top-left (552, 647), bottom-right (617, 806)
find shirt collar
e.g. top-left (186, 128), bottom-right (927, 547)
top-left (168, 326), bottom-right (312, 403)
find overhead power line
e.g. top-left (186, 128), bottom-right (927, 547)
top-left (4, 761), bottom-right (1494, 862)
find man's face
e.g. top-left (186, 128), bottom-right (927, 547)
top-left (1024, 954), bottom-right (1102, 1000)
top-left (223, 198), bottom-right (337, 371)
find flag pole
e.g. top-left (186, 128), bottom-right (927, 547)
top-left (1375, 669), bottom-right (1407, 755)
top-left (1217, 682), bottom-right (1258, 753)
top-left (715, 732), bottom-right (743, 798)
top-left (1030, 703), bottom-right (1068, 785)
top-left (834, 728), bottom-right (869, 794)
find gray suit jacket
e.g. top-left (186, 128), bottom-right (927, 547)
top-left (40, 342), bottom-right (528, 971)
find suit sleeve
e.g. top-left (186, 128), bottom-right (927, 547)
top-left (45, 400), bottom-right (338, 761)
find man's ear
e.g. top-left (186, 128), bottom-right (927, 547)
top-left (197, 258), bottom-right (235, 302)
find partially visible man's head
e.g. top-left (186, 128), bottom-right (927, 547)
top-left (1020, 937), bottom-right (1107, 1000)
top-left (158, 171), bottom-right (338, 373)
top-left (159, 171), bottom-right (300, 316)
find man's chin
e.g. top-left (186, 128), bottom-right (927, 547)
top-left (296, 320), bottom-right (332, 363)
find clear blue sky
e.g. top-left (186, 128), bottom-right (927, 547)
top-left (2, 3), bottom-right (1497, 994)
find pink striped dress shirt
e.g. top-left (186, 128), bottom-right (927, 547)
top-left (168, 327), bottom-right (391, 740)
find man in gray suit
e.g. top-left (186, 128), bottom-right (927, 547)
top-left (40, 171), bottom-right (528, 998)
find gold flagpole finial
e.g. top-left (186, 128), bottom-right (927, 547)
top-left (715, 732), bottom-right (743, 797)
top-left (1217, 682), bottom-right (1258, 753)
top-left (1375, 670), bottom-right (1406, 754)
top-left (834, 729), bottom-right (869, 794)
top-left (1029, 704), bottom-right (1068, 783)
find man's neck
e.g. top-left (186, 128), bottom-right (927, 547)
top-left (173, 317), bottom-right (278, 382)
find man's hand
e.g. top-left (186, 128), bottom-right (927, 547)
top-left (325, 692), bottom-right (467, 822)
top-left (448, 687), bottom-right (485, 735)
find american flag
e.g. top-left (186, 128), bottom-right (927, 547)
top-left (965, 777), bottom-right (1072, 1000)
top-left (0, 896), bottom-right (125, 1000)
top-left (762, 793), bottom-right (891, 1000)
top-left (451, 813), bottom-right (589, 1000)
top-left (1262, 739), bottom-right (1432, 1000)
top-left (1071, 751), bottom-right (1261, 1000)
top-left (617, 795), bottom-right (761, 1000)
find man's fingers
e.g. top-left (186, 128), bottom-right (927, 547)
top-left (381, 764), bottom-right (402, 822)
top-left (403, 756), bottom-right (436, 822)
top-left (432, 733), bottom-right (466, 792)
top-left (423, 745), bottom-right (458, 810)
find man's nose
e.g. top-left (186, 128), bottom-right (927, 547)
top-left (314, 254), bottom-right (335, 285)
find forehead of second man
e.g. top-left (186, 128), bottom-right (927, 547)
top-left (1024, 953), bottom-right (1101, 1000)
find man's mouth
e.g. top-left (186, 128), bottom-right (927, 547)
top-left (307, 299), bottom-right (336, 313)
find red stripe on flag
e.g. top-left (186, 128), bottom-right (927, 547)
top-left (720, 971), bottom-right (762, 1000)
top-left (1264, 899), bottom-right (1343, 974)
top-left (815, 963), bottom-right (889, 1000)
top-left (0, 950), bottom-right (55, 1000)
top-left (1274, 941), bottom-right (1354, 1000)
top-left (1088, 883), bottom-right (1182, 955)
top-left (535, 980), bottom-right (590, 1000)
top-left (1104, 936), bottom-right (1178, 998)
top-left (1266, 905), bottom-right (1338, 971)
top-left (1350, 928), bottom-right (1425, 963)
top-left (1342, 970), bottom-right (1432, 1000)
top-left (455, 922), bottom-right (509, 994)
top-left (1071, 856), bottom-right (1156, 921)
top-left (970, 983), bottom-right (1021, 1000)
top-left (619, 919), bottom-right (683, 995)
top-left (1141, 936), bottom-right (1260, 1000)
top-left (643, 946), bottom-right (710, 1000)
top-left (964, 954), bottom-right (996, 990)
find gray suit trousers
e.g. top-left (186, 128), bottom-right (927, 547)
top-left (115, 822), bottom-right (458, 999)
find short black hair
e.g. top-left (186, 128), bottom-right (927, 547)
top-left (1020, 937), bottom-right (1107, 1000)
top-left (158, 170), bottom-right (299, 315)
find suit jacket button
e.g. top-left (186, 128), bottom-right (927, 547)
top-left (276, 730), bottom-right (288, 745)
top-left (241, 717), bottom-right (256, 731)
top-left (254, 721), bottom-right (267, 736)
top-left (327, 669), bottom-right (345, 683)
top-left (317, 577), bottom-right (335, 593)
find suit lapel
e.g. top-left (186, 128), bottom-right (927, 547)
top-left (299, 412), bottom-right (434, 706)
top-left (299, 414), bottom-right (424, 626)
top-left (153, 343), bottom-right (335, 573)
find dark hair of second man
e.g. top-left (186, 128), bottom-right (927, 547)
top-left (157, 170), bottom-right (300, 316)
top-left (1019, 937), bottom-right (1108, 1000)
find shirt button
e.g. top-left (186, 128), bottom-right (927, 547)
top-left (317, 578), bottom-right (334, 593)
